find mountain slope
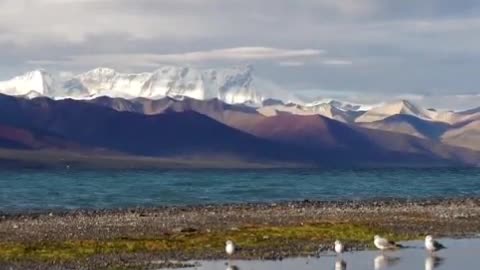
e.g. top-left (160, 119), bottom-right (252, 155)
top-left (228, 111), bottom-right (480, 165)
top-left (355, 99), bottom-right (475, 125)
top-left (257, 103), bottom-right (362, 122)
top-left (355, 100), bottom-right (435, 123)
top-left (84, 95), bottom-right (480, 166)
top-left (0, 94), bottom-right (479, 167)
top-left (86, 95), bottom-right (262, 125)
top-left (358, 114), bottom-right (452, 140)
top-left (0, 94), bottom-right (305, 162)
top-left (0, 70), bottom-right (57, 97)
top-left (442, 120), bottom-right (480, 151)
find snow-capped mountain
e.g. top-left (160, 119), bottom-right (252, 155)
top-left (0, 66), bottom-right (299, 106)
top-left (304, 99), bottom-right (376, 111)
top-left (355, 100), bottom-right (433, 123)
top-left (1, 67), bottom-right (478, 127)
top-left (354, 99), bottom-right (475, 124)
top-left (0, 70), bottom-right (57, 97)
top-left (257, 102), bottom-right (362, 122)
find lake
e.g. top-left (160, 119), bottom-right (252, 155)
top-left (1, 168), bottom-right (480, 213)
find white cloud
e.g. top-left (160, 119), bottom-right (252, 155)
top-left (322, 59), bottom-right (353, 66)
top-left (317, 0), bottom-right (378, 16)
top-left (0, 0), bottom-right (215, 44)
top-left (145, 47), bottom-right (324, 61)
top-left (1, 0), bottom-right (480, 105)
top-left (278, 61), bottom-right (305, 67)
top-left (28, 47), bottom-right (324, 68)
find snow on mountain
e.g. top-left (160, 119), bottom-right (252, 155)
top-left (354, 99), bottom-right (478, 125)
top-left (304, 98), bottom-right (376, 111)
top-left (0, 66), bottom-right (300, 106)
top-left (2, 67), bottom-right (479, 124)
top-left (0, 70), bottom-right (57, 96)
top-left (355, 100), bottom-right (436, 123)
top-left (258, 102), bottom-right (362, 122)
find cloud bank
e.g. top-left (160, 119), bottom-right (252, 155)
top-left (0, 0), bottom-right (479, 109)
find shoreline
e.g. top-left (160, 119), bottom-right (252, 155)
top-left (1, 198), bottom-right (480, 269)
top-left (1, 196), bottom-right (478, 216)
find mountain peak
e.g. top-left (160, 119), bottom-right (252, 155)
top-left (19, 69), bottom-right (51, 80)
top-left (82, 67), bottom-right (118, 77)
top-left (0, 69), bottom-right (55, 96)
top-left (355, 99), bottom-right (435, 123)
top-left (388, 99), bottom-right (418, 112)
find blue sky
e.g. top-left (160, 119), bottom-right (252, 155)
top-left (1, 0), bottom-right (480, 109)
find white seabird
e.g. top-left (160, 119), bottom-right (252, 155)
top-left (335, 240), bottom-right (345, 254)
top-left (225, 240), bottom-right (236, 256)
top-left (374, 235), bottom-right (403, 250)
top-left (425, 235), bottom-right (445, 253)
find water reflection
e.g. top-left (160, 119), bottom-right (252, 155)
top-left (335, 259), bottom-right (347, 270)
top-left (425, 256), bottom-right (444, 270)
top-left (374, 254), bottom-right (401, 270)
top-left (160, 238), bottom-right (477, 270)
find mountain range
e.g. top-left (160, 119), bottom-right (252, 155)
top-left (0, 67), bottom-right (479, 168)
top-left (0, 66), bottom-right (299, 105)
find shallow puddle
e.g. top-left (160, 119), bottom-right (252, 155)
top-left (159, 238), bottom-right (478, 270)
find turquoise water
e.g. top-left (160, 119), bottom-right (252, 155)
top-left (1, 168), bottom-right (480, 212)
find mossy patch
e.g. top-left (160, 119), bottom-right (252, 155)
top-left (0, 222), bottom-right (414, 264)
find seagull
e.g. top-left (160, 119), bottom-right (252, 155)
top-left (335, 258), bottom-right (347, 270)
top-left (425, 235), bottom-right (445, 253)
top-left (335, 240), bottom-right (345, 254)
top-left (225, 240), bottom-right (236, 256)
top-left (374, 235), bottom-right (403, 251)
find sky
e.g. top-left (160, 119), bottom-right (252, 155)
top-left (1, 0), bottom-right (480, 109)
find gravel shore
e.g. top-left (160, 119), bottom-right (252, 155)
top-left (1, 198), bottom-right (480, 269)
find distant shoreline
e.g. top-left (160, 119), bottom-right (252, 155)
top-left (1, 196), bottom-right (479, 216)
top-left (1, 198), bottom-right (480, 269)
top-left (0, 148), bottom-right (478, 170)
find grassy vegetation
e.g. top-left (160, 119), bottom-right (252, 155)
top-left (0, 223), bottom-right (416, 264)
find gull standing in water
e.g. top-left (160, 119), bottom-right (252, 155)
top-left (226, 240), bottom-right (236, 256)
top-left (335, 240), bottom-right (345, 254)
top-left (425, 235), bottom-right (446, 253)
top-left (374, 235), bottom-right (403, 251)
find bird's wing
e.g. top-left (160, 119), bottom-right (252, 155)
top-left (377, 237), bottom-right (392, 247)
top-left (385, 239), bottom-right (402, 248)
top-left (378, 238), bottom-right (396, 247)
top-left (434, 241), bottom-right (445, 250)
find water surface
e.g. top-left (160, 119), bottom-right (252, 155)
top-left (161, 238), bottom-right (477, 270)
top-left (1, 168), bottom-right (480, 212)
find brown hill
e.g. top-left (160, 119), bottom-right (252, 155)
top-left (1, 94), bottom-right (478, 167)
